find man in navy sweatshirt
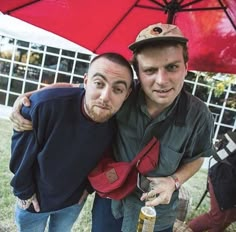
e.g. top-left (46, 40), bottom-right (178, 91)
top-left (9, 52), bottom-right (133, 232)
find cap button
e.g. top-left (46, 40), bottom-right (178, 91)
top-left (152, 27), bottom-right (162, 35)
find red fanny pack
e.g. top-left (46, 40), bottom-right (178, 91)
top-left (88, 137), bottom-right (160, 200)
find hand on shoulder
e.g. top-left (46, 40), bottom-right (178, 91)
top-left (10, 94), bottom-right (33, 131)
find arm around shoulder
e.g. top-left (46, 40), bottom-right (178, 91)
top-left (10, 83), bottom-right (79, 131)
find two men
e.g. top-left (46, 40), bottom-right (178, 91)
top-left (11, 23), bottom-right (215, 232)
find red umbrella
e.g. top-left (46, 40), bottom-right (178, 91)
top-left (1, 0), bottom-right (236, 74)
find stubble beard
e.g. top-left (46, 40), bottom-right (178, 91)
top-left (85, 103), bottom-right (113, 123)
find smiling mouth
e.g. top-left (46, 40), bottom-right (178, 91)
top-left (154, 89), bottom-right (171, 93)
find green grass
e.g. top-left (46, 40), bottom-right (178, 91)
top-left (0, 119), bottom-right (16, 232)
top-left (0, 118), bottom-right (235, 231)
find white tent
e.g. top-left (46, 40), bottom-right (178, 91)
top-left (0, 13), bottom-right (94, 119)
top-left (0, 12), bottom-right (93, 54)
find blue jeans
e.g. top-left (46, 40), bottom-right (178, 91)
top-left (15, 203), bottom-right (84, 232)
top-left (92, 194), bottom-right (123, 232)
top-left (92, 194), bottom-right (173, 232)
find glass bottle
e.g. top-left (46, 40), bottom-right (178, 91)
top-left (136, 205), bottom-right (156, 232)
top-left (137, 182), bottom-right (157, 232)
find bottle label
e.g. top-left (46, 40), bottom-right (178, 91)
top-left (137, 206), bottom-right (156, 232)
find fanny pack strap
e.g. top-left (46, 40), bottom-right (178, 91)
top-left (130, 137), bottom-right (158, 167)
top-left (128, 89), bottom-right (188, 168)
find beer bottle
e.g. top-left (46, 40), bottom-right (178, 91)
top-left (137, 182), bottom-right (157, 232)
top-left (136, 205), bottom-right (156, 232)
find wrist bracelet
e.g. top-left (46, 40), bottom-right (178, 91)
top-left (170, 175), bottom-right (181, 190)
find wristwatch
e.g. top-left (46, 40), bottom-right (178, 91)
top-left (170, 175), bottom-right (181, 190)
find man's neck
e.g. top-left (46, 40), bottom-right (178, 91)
top-left (145, 97), bottom-right (172, 119)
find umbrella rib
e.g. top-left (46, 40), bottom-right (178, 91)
top-left (180, 0), bottom-right (235, 30)
top-left (94, 1), bottom-right (136, 52)
top-left (218, 0), bottom-right (236, 30)
top-left (136, 5), bottom-right (166, 12)
top-left (148, 0), bottom-right (165, 8)
top-left (138, 0), bottom-right (236, 30)
top-left (179, 6), bottom-right (226, 11)
top-left (5, 0), bottom-right (40, 14)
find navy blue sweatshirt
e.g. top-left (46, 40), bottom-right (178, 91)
top-left (10, 87), bottom-right (115, 212)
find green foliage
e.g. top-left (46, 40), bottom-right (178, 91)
top-left (195, 72), bottom-right (236, 98)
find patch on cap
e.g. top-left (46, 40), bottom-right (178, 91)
top-left (129, 23), bottom-right (188, 51)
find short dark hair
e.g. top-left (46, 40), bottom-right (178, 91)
top-left (90, 52), bottom-right (134, 81)
top-left (131, 41), bottom-right (188, 76)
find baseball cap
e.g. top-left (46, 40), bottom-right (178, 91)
top-left (129, 23), bottom-right (188, 52)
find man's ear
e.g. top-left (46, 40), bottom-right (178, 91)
top-left (185, 63), bottom-right (188, 75)
top-left (83, 73), bottom-right (88, 90)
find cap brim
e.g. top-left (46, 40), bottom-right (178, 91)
top-left (129, 36), bottom-right (188, 51)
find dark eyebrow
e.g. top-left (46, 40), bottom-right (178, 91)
top-left (92, 72), bottom-right (105, 79)
top-left (165, 60), bottom-right (182, 67)
top-left (92, 72), bottom-right (129, 89)
top-left (113, 80), bottom-right (129, 90)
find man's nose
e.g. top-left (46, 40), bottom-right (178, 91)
top-left (155, 69), bottom-right (168, 85)
top-left (100, 87), bottom-right (111, 102)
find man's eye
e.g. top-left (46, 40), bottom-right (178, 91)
top-left (94, 81), bottom-right (104, 88)
top-left (167, 64), bottom-right (178, 72)
top-left (113, 87), bottom-right (124, 94)
top-left (144, 68), bottom-right (156, 75)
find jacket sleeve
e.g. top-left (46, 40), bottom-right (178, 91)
top-left (10, 105), bottom-right (41, 200)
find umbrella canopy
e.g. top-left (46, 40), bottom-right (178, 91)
top-left (1, 0), bottom-right (236, 74)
